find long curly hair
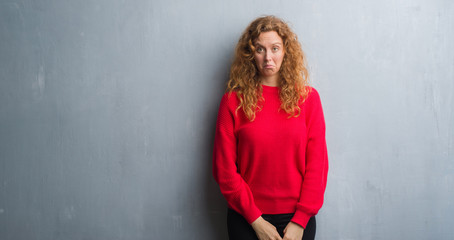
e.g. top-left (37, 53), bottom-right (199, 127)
top-left (227, 15), bottom-right (310, 121)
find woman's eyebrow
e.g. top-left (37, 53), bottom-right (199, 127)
top-left (255, 42), bottom-right (283, 46)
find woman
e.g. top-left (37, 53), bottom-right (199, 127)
top-left (213, 16), bottom-right (328, 240)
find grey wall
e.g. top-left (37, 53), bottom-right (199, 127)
top-left (1, 0), bottom-right (453, 239)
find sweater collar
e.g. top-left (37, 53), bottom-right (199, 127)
top-left (262, 84), bottom-right (279, 94)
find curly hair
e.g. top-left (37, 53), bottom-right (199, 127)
top-left (226, 15), bottom-right (311, 121)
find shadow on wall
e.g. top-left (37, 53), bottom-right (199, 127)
top-left (202, 53), bottom-right (232, 240)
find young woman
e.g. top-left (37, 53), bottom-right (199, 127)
top-left (213, 16), bottom-right (328, 240)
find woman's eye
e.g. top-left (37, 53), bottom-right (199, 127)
top-left (273, 47), bottom-right (279, 51)
top-left (256, 47), bottom-right (264, 53)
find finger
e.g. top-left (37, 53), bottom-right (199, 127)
top-left (283, 234), bottom-right (293, 240)
top-left (272, 231), bottom-right (282, 240)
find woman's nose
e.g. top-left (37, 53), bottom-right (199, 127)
top-left (265, 51), bottom-right (272, 61)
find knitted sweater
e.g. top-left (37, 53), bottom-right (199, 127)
top-left (212, 85), bottom-right (328, 228)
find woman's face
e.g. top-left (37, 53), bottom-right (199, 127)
top-left (253, 31), bottom-right (285, 80)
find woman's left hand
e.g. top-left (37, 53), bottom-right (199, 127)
top-left (282, 221), bottom-right (304, 240)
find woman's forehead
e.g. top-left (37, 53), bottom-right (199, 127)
top-left (255, 31), bottom-right (283, 45)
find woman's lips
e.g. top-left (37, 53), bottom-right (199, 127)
top-left (264, 65), bottom-right (274, 69)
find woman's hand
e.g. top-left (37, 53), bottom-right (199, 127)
top-left (283, 221), bottom-right (304, 240)
top-left (251, 216), bottom-right (283, 240)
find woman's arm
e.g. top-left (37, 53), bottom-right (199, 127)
top-left (212, 94), bottom-right (262, 224)
top-left (291, 88), bottom-right (329, 228)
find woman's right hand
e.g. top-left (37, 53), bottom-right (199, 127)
top-left (251, 216), bottom-right (283, 240)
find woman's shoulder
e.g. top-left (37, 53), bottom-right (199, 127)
top-left (219, 91), bottom-right (240, 108)
top-left (302, 86), bottom-right (322, 107)
top-left (302, 86), bottom-right (319, 99)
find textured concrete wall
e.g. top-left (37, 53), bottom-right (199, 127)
top-left (1, 0), bottom-right (453, 239)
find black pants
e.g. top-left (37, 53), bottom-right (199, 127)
top-left (227, 208), bottom-right (316, 240)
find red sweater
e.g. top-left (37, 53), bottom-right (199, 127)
top-left (213, 85), bottom-right (328, 228)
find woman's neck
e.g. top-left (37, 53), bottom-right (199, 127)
top-left (260, 75), bottom-right (279, 87)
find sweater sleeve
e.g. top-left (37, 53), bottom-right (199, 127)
top-left (291, 88), bottom-right (329, 228)
top-left (212, 94), bottom-right (262, 224)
